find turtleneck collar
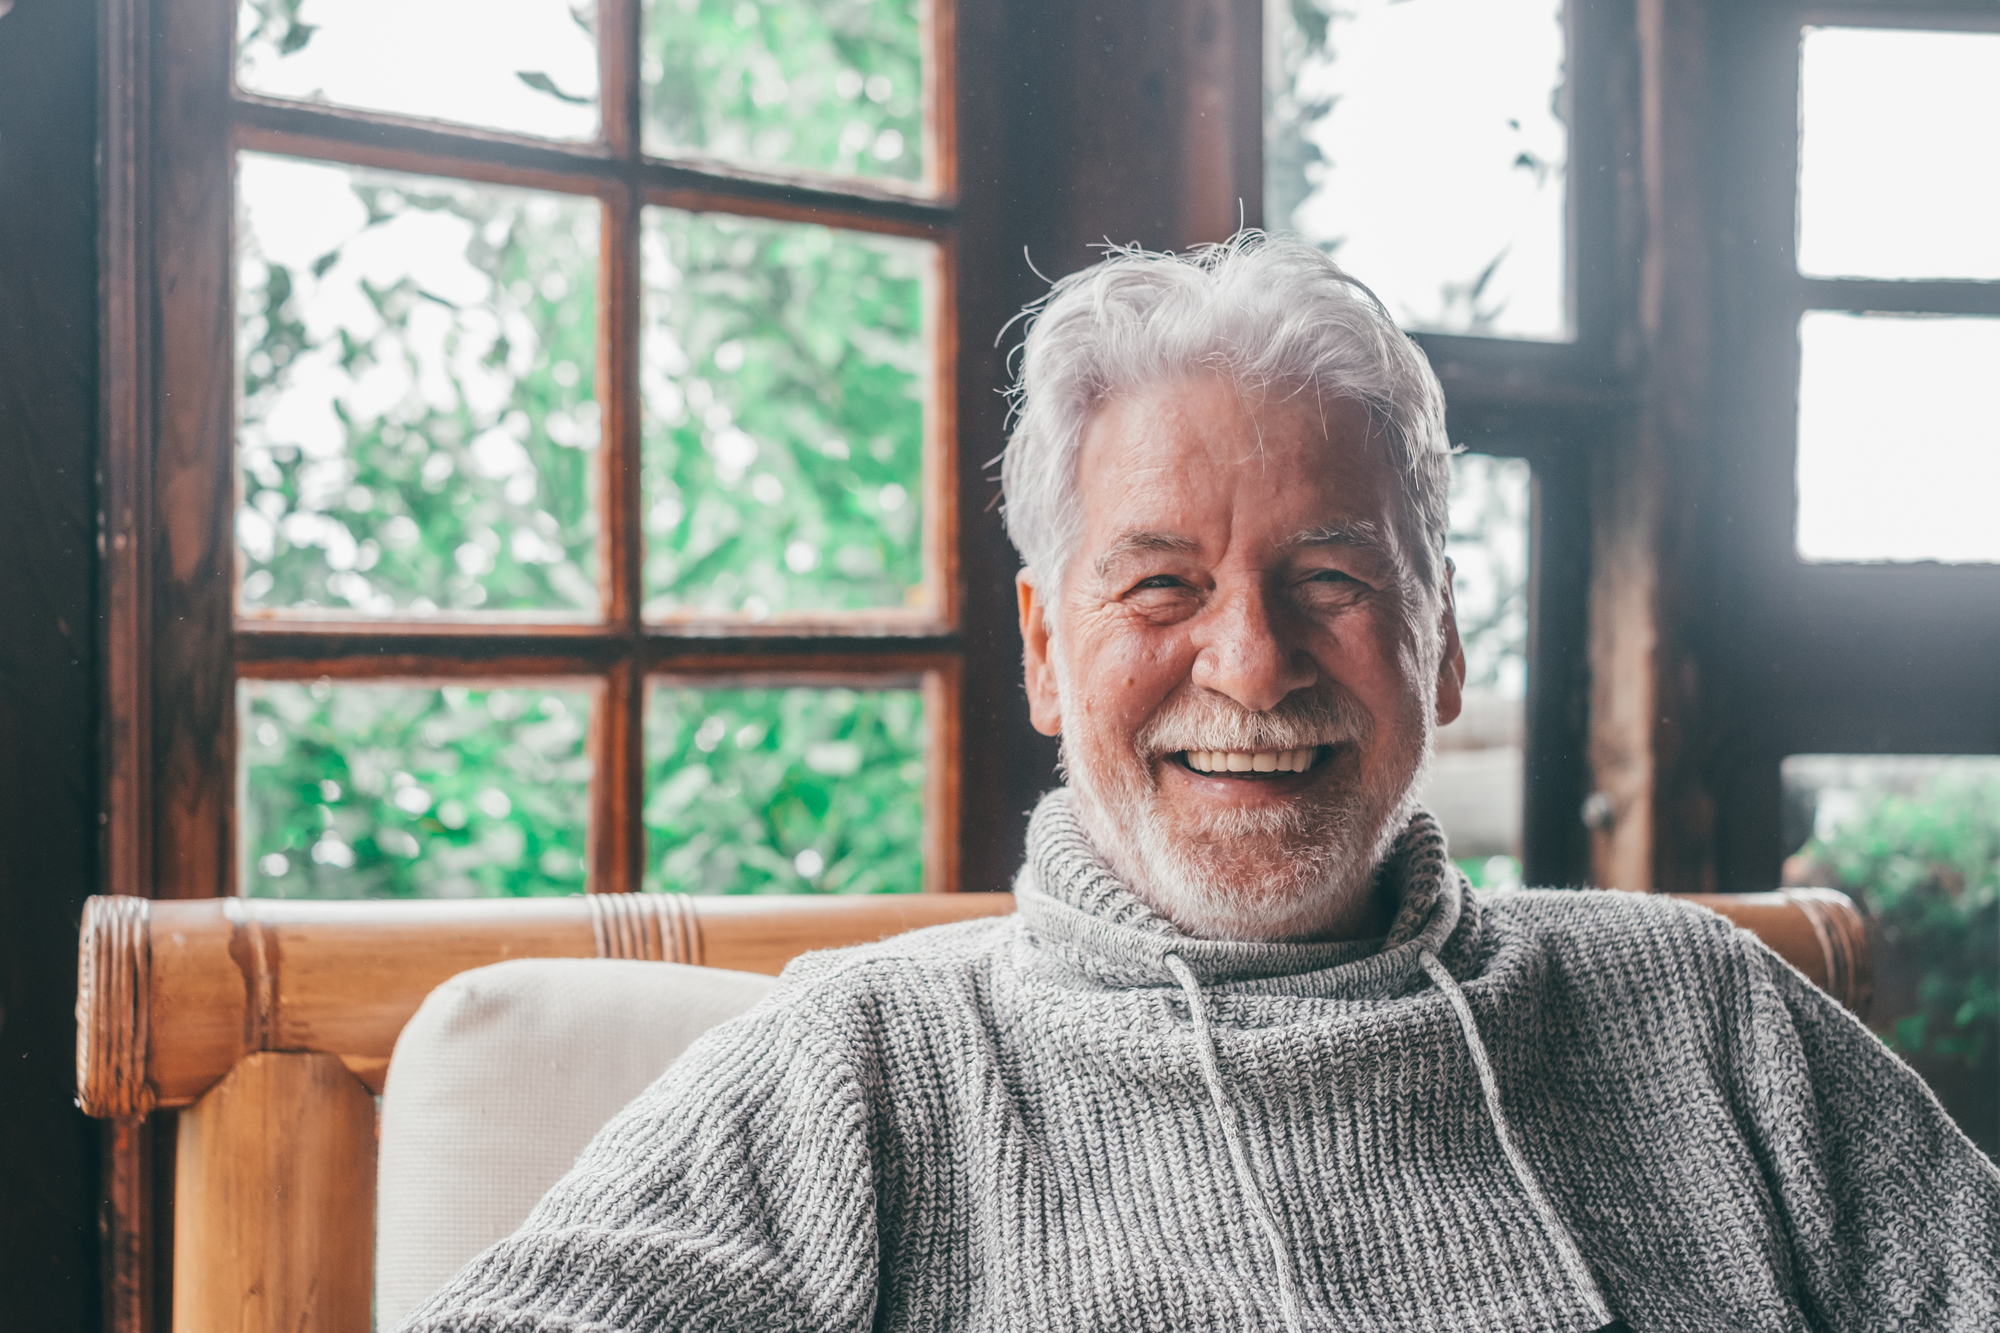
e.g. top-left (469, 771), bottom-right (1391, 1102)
top-left (1009, 789), bottom-right (1613, 1332)
top-left (1012, 787), bottom-right (1475, 999)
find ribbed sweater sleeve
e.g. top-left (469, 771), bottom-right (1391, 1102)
top-left (1732, 942), bottom-right (2000, 1330)
top-left (398, 989), bottom-right (881, 1333)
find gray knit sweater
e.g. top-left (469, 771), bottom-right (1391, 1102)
top-left (404, 790), bottom-right (2000, 1332)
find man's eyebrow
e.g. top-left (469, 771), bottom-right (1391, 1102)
top-left (1289, 522), bottom-right (1395, 559)
top-left (1092, 531), bottom-right (1201, 580)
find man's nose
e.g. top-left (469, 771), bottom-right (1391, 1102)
top-left (1189, 585), bottom-right (1317, 713)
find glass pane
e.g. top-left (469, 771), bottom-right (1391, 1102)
top-left (1265, 0), bottom-right (1569, 339)
top-left (641, 0), bottom-right (926, 187)
top-left (644, 684), bottom-right (925, 894)
top-left (640, 208), bottom-right (931, 619)
top-left (241, 680), bottom-right (593, 898)
top-left (1419, 455), bottom-right (1532, 883)
top-left (1782, 754), bottom-right (2000, 1162)
top-left (1796, 311), bottom-right (2000, 565)
top-left (236, 154), bottom-right (602, 617)
top-left (236, 0), bottom-right (601, 142)
top-left (1799, 27), bottom-right (2000, 282)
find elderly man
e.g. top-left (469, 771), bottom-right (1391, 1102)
top-left (405, 237), bottom-right (1999, 1332)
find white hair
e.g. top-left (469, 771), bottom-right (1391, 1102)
top-left (999, 231), bottom-right (1453, 607)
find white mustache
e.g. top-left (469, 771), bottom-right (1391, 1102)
top-left (1133, 687), bottom-right (1373, 758)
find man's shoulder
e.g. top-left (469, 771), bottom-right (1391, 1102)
top-left (1463, 888), bottom-right (1781, 1050)
top-left (1479, 885), bottom-right (1737, 928)
top-left (1473, 886), bottom-right (1757, 968)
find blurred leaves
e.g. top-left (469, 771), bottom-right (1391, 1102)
top-left (645, 686), bottom-right (924, 894)
top-left (642, 0), bottom-right (924, 183)
top-left (238, 0), bottom-right (317, 57)
top-left (1798, 772), bottom-right (2000, 1071)
top-left (516, 70), bottom-right (592, 104)
top-left (1446, 453), bottom-right (1531, 697)
top-left (236, 156), bottom-right (601, 617)
top-left (234, 8), bottom-right (939, 900)
top-left (241, 682), bottom-right (592, 899)
top-left (641, 209), bottom-right (929, 617)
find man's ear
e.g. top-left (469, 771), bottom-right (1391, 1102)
top-left (1433, 562), bottom-right (1466, 728)
top-left (1018, 571), bottom-right (1062, 737)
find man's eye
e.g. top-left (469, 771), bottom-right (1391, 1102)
top-left (1305, 569), bottom-right (1360, 585)
top-left (1131, 575), bottom-right (1184, 591)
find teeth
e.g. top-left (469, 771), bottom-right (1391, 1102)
top-left (1183, 748), bottom-right (1318, 774)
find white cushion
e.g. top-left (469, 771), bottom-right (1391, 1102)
top-left (374, 958), bottom-right (777, 1327)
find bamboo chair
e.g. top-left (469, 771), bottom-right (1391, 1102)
top-left (74, 887), bottom-right (1868, 1333)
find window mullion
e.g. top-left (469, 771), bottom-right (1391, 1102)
top-left (599, 0), bottom-right (641, 162)
top-left (592, 657), bottom-right (646, 893)
top-left (600, 181), bottom-right (642, 633)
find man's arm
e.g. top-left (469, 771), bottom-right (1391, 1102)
top-left (1735, 943), bottom-right (2000, 1330)
top-left (396, 992), bottom-right (882, 1333)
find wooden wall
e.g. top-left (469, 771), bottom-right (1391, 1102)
top-left (0, 0), bottom-right (108, 1326)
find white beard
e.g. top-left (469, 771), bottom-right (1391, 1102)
top-left (1057, 663), bottom-right (1433, 942)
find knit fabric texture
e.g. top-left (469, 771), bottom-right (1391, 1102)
top-left (401, 789), bottom-right (2000, 1332)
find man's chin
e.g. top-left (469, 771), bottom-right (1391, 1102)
top-left (1068, 748), bottom-right (1423, 942)
top-left (1075, 795), bottom-right (1357, 940)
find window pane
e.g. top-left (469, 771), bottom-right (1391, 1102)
top-left (1419, 455), bottom-right (1532, 883)
top-left (641, 0), bottom-right (926, 187)
top-left (1783, 754), bottom-right (2000, 1161)
top-left (236, 0), bottom-right (600, 141)
top-left (640, 209), bottom-right (931, 619)
top-left (237, 154), bottom-right (602, 617)
top-left (1799, 27), bottom-right (2000, 282)
top-left (644, 684), bottom-right (925, 894)
top-left (241, 680), bottom-right (593, 898)
top-left (1265, 0), bottom-right (1569, 339)
top-left (1796, 311), bottom-right (2000, 565)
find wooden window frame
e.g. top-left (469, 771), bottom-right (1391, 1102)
top-left (1372, 0), bottom-right (1636, 891)
top-left (103, 0), bottom-right (974, 909)
top-left (1700, 0), bottom-right (2000, 888)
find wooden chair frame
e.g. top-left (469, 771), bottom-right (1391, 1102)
top-left (75, 888), bottom-right (1867, 1332)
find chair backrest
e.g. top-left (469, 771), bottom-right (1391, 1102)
top-left (375, 959), bottom-right (778, 1326)
top-left (74, 887), bottom-right (1868, 1333)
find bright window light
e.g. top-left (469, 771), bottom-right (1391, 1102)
top-left (1796, 311), bottom-right (2000, 565)
top-left (1798, 26), bottom-right (2000, 281)
top-left (1265, 0), bottom-right (1569, 340)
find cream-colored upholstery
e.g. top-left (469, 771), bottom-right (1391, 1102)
top-left (374, 958), bottom-right (776, 1327)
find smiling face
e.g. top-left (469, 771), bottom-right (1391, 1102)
top-left (1018, 376), bottom-right (1464, 942)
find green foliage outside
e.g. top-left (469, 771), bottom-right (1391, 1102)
top-left (1454, 855), bottom-right (1524, 890)
top-left (237, 158), bottom-right (601, 616)
top-left (641, 209), bottom-right (929, 617)
top-left (241, 682), bottom-right (592, 899)
top-left (642, 0), bottom-right (924, 183)
top-left (237, 0), bottom-right (316, 60)
top-left (1445, 453), bottom-right (1531, 697)
top-left (231, 1), bottom-right (937, 897)
top-left (645, 687), bottom-right (926, 894)
top-left (1796, 773), bottom-right (2000, 1072)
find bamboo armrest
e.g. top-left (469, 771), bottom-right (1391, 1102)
top-left (74, 887), bottom-right (1866, 1119)
top-left (74, 891), bottom-right (1015, 1117)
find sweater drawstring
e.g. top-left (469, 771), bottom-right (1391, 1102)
top-left (1164, 952), bottom-right (1310, 1333)
top-left (1418, 949), bottom-right (1613, 1328)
